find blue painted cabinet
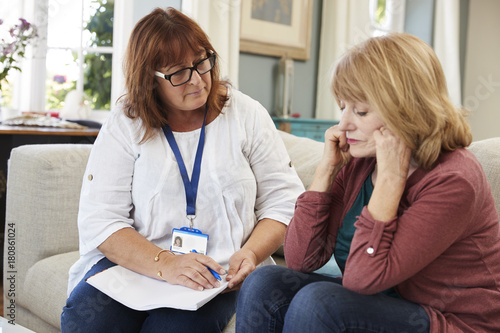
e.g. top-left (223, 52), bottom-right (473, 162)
top-left (272, 117), bottom-right (339, 142)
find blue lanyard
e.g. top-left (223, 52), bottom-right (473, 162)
top-left (162, 106), bottom-right (207, 226)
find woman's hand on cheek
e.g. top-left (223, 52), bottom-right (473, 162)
top-left (309, 125), bottom-right (352, 192)
top-left (374, 127), bottom-right (412, 181)
top-left (323, 125), bottom-right (352, 168)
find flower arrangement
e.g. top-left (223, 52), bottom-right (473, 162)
top-left (0, 18), bottom-right (38, 92)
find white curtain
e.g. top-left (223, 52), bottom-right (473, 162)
top-left (0, 0), bottom-right (45, 113)
top-left (110, 0), bottom-right (134, 107)
top-left (314, 0), bottom-right (372, 120)
top-left (433, 0), bottom-right (461, 106)
top-left (182, 0), bottom-right (241, 88)
top-left (315, 0), bottom-right (406, 120)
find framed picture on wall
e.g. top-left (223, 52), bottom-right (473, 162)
top-left (240, 0), bottom-right (314, 60)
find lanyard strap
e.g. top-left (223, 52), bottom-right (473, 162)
top-left (162, 106), bottom-right (207, 225)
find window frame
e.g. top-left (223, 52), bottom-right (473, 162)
top-left (9, 0), bottom-right (133, 115)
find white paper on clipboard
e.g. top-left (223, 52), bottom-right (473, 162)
top-left (86, 265), bottom-right (228, 311)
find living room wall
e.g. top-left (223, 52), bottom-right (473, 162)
top-left (238, 0), bottom-right (438, 120)
top-left (238, 0), bottom-right (322, 119)
top-left (133, 0), bottom-right (181, 22)
top-left (463, 0), bottom-right (500, 141)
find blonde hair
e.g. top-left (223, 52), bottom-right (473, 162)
top-left (332, 33), bottom-right (472, 169)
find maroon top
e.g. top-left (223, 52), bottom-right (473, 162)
top-left (285, 148), bottom-right (500, 332)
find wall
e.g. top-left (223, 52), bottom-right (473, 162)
top-left (404, 0), bottom-right (435, 46)
top-left (463, 0), bottom-right (500, 141)
top-left (238, 0), bottom-right (322, 119)
top-left (238, 0), bottom-right (436, 120)
top-left (133, 0), bottom-right (181, 22)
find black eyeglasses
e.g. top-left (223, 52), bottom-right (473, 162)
top-left (155, 54), bottom-right (216, 87)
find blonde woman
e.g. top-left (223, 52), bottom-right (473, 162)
top-left (236, 33), bottom-right (500, 332)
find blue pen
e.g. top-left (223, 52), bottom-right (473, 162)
top-left (191, 249), bottom-right (222, 281)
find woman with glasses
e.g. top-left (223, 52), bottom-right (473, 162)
top-left (61, 7), bottom-right (304, 332)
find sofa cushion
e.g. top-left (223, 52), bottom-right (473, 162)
top-left (278, 130), bottom-right (324, 190)
top-left (22, 251), bottom-right (80, 329)
top-left (468, 137), bottom-right (500, 214)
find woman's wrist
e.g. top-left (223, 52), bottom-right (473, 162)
top-left (368, 175), bottom-right (406, 222)
top-left (309, 161), bottom-right (342, 192)
top-left (155, 248), bottom-right (175, 281)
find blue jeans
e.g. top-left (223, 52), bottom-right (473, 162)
top-left (236, 265), bottom-right (430, 333)
top-left (61, 258), bottom-right (238, 333)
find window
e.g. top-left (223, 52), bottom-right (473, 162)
top-left (1, 0), bottom-right (131, 117)
top-left (46, 0), bottom-right (114, 111)
top-left (370, 0), bottom-right (406, 36)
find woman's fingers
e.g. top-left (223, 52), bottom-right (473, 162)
top-left (181, 265), bottom-right (221, 290)
top-left (374, 127), bottom-right (411, 180)
top-left (165, 253), bottom-right (224, 291)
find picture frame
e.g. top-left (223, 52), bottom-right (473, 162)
top-left (239, 0), bottom-right (314, 60)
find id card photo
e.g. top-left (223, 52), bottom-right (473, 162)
top-left (171, 228), bottom-right (209, 254)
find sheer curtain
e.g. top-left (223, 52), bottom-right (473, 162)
top-left (315, 0), bottom-right (406, 120)
top-left (433, 0), bottom-right (461, 106)
top-left (1, 0), bottom-right (45, 112)
top-left (182, 0), bottom-right (241, 88)
top-left (314, 0), bottom-right (372, 120)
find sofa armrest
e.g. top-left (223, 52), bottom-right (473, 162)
top-left (4, 144), bottom-right (91, 292)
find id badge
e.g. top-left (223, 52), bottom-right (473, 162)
top-left (171, 227), bottom-right (209, 254)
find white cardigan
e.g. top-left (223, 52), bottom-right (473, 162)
top-left (67, 88), bottom-right (305, 294)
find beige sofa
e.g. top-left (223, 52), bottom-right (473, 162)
top-left (3, 131), bottom-right (500, 332)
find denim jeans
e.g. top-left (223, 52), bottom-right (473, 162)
top-left (236, 265), bottom-right (429, 333)
top-left (61, 258), bottom-right (238, 333)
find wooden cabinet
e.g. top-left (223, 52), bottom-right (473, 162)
top-left (272, 117), bottom-right (338, 142)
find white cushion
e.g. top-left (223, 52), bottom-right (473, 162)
top-left (469, 137), bottom-right (500, 214)
top-left (22, 251), bottom-right (79, 329)
top-left (278, 130), bottom-right (324, 190)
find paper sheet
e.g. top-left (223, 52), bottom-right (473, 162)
top-left (86, 265), bottom-right (228, 311)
